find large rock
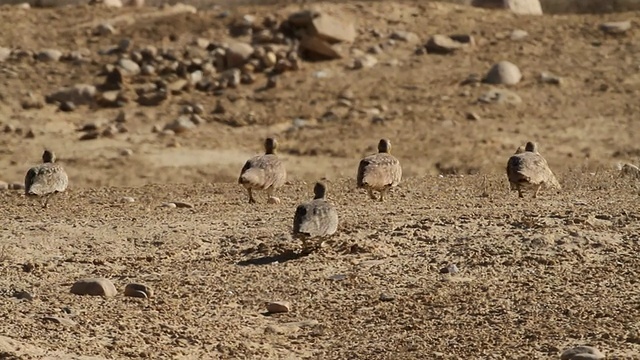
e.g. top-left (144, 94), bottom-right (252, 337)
top-left (310, 13), bottom-right (356, 43)
top-left (484, 61), bottom-right (522, 85)
top-left (472, 0), bottom-right (542, 15)
top-left (299, 35), bottom-right (343, 59)
top-left (504, 0), bottom-right (542, 14)
top-left (45, 84), bottom-right (97, 105)
top-left (70, 278), bottom-right (117, 297)
top-left (225, 42), bottom-right (254, 69)
top-left (425, 34), bottom-right (474, 55)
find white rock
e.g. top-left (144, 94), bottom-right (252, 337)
top-left (503, 0), bottom-right (542, 15)
top-left (484, 61), bottom-right (522, 85)
top-left (37, 49), bottom-right (62, 62)
top-left (0, 47), bottom-right (10, 62)
top-left (600, 21), bottom-right (631, 34)
top-left (225, 42), bottom-right (254, 69)
top-left (103, 0), bottom-right (123, 7)
top-left (352, 55), bottom-right (377, 70)
top-left (118, 58), bottom-right (140, 76)
top-left (510, 29), bottom-right (529, 40)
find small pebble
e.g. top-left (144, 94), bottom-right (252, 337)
top-left (120, 196), bottom-right (135, 203)
top-left (379, 293), bottom-right (395, 302)
top-left (266, 301), bottom-right (290, 313)
top-left (124, 283), bottom-right (153, 298)
top-left (172, 201), bottom-right (194, 208)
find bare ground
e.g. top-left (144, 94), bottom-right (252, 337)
top-left (1, 0), bottom-right (640, 359)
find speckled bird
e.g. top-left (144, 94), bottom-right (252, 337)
top-left (293, 181), bottom-right (338, 251)
top-left (25, 150), bottom-right (69, 208)
top-left (238, 137), bottom-right (286, 204)
top-left (506, 141), bottom-right (561, 198)
top-left (357, 138), bottom-right (402, 202)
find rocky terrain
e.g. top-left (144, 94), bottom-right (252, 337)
top-left (0, 0), bottom-right (639, 359)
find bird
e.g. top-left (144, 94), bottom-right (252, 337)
top-left (506, 141), bottom-right (561, 198)
top-left (238, 137), bottom-right (286, 204)
top-left (24, 149), bottom-right (69, 208)
top-left (356, 138), bottom-right (402, 202)
top-left (293, 181), bottom-right (338, 252)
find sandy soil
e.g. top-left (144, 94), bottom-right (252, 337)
top-left (1, 0), bottom-right (640, 359)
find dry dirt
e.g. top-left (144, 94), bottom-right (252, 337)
top-left (1, 0), bottom-right (640, 359)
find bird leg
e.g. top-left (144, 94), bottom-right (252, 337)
top-left (41, 193), bottom-right (53, 209)
top-left (379, 188), bottom-right (388, 202)
top-left (533, 184), bottom-right (542, 199)
top-left (247, 188), bottom-right (256, 204)
top-left (266, 188), bottom-right (280, 204)
top-left (367, 188), bottom-right (377, 200)
top-left (517, 185), bottom-right (524, 198)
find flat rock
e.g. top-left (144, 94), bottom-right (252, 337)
top-left (37, 49), bottom-right (63, 62)
top-left (266, 301), bottom-right (290, 313)
top-left (124, 283), bottom-right (153, 298)
top-left (600, 21), bottom-right (631, 34)
top-left (172, 201), bottom-right (194, 208)
top-left (70, 278), bottom-right (117, 297)
top-left (225, 42), bottom-right (254, 69)
top-left (390, 30), bottom-right (419, 43)
top-left (46, 84), bottom-right (97, 106)
top-left (425, 34), bottom-right (472, 54)
top-left (539, 71), bottom-right (562, 85)
top-left (351, 55), bottom-right (377, 69)
top-left (264, 320), bottom-right (318, 335)
top-left (42, 316), bottom-right (76, 327)
top-left (118, 58), bottom-right (140, 76)
top-left (561, 346), bottom-right (605, 360)
top-left (484, 61), bottom-right (522, 85)
top-left (164, 116), bottom-right (196, 133)
top-left (306, 12), bottom-right (356, 43)
top-left (300, 34), bottom-right (343, 59)
top-left (478, 88), bottom-right (522, 105)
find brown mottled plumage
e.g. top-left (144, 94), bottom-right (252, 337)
top-left (25, 150), bottom-right (69, 208)
top-left (238, 137), bottom-right (286, 204)
top-left (293, 182), bottom-right (338, 251)
top-left (506, 141), bottom-right (561, 198)
top-left (357, 139), bottom-right (402, 202)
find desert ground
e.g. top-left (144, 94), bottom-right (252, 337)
top-left (1, 0), bottom-right (640, 359)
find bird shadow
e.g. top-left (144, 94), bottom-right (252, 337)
top-left (236, 249), bottom-right (312, 266)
